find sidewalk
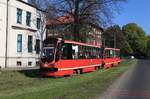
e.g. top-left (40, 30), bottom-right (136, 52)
top-left (0, 66), bottom-right (40, 71)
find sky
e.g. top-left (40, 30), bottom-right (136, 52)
top-left (113, 0), bottom-right (150, 35)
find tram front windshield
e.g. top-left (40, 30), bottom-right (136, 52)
top-left (43, 47), bottom-right (55, 62)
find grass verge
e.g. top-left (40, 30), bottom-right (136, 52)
top-left (0, 59), bottom-right (136, 99)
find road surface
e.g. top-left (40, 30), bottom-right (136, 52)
top-left (100, 59), bottom-right (150, 99)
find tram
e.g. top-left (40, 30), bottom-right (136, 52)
top-left (40, 38), bottom-right (121, 77)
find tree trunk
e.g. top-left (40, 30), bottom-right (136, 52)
top-left (73, 0), bottom-right (80, 41)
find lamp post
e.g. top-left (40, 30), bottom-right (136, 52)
top-left (5, 0), bottom-right (9, 68)
top-left (102, 38), bottom-right (106, 48)
top-left (114, 32), bottom-right (116, 48)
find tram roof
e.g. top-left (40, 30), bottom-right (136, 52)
top-left (105, 48), bottom-right (120, 51)
top-left (64, 40), bottom-right (101, 48)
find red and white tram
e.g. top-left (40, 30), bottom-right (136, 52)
top-left (103, 48), bottom-right (121, 69)
top-left (40, 38), bottom-right (121, 77)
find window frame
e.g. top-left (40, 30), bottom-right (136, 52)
top-left (26, 11), bottom-right (31, 26)
top-left (35, 39), bottom-right (40, 54)
top-left (17, 8), bottom-right (22, 24)
top-left (28, 35), bottom-right (33, 53)
top-left (37, 18), bottom-right (41, 29)
top-left (17, 34), bottom-right (22, 52)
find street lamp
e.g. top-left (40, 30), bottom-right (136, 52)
top-left (114, 32), bottom-right (116, 48)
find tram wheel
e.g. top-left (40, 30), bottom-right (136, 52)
top-left (75, 69), bottom-right (82, 74)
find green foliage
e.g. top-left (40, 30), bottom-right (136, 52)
top-left (122, 23), bottom-right (148, 56)
top-left (103, 23), bottom-right (148, 57)
top-left (121, 40), bottom-right (133, 54)
top-left (103, 25), bottom-right (132, 55)
top-left (0, 60), bottom-right (135, 99)
top-left (103, 25), bottom-right (121, 47)
top-left (147, 36), bottom-right (150, 57)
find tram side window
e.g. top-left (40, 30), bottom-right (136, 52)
top-left (90, 47), bottom-right (94, 59)
top-left (91, 48), bottom-right (96, 58)
top-left (82, 47), bottom-right (89, 59)
top-left (118, 51), bottom-right (120, 57)
top-left (114, 51), bottom-right (116, 57)
top-left (104, 50), bottom-right (106, 58)
top-left (72, 45), bottom-right (79, 59)
top-left (86, 47), bottom-right (92, 59)
top-left (96, 48), bottom-right (100, 58)
top-left (104, 50), bottom-right (110, 58)
top-left (78, 45), bottom-right (84, 59)
top-left (116, 51), bottom-right (120, 57)
top-left (99, 48), bottom-right (103, 58)
top-left (85, 47), bottom-right (90, 59)
top-left (94, 48), bottom-right (99, 58)
top-left (109, 50), bottom-right (114, 58)
top-left (78, 46), bottom-right (94, 59)
top-left (85, 47), bottom-right (100, 59)
top-left (61, 43), bottom-right (72, 59)
top-left (113, 50), bottom-right (119, 57)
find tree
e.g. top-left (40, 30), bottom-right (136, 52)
top-left (35, 11), bottom-right (46, 57)
top-left (28, 0), bottom-right (49, 56)
top-left (147, 36), bottom-right (150, 57)
top-left (103, 25), bottom-right (133, 55)
top-left (29, 0), bottom-right (127, 41)
top-left (122, 23), bottom-right (148, 57)
top-left (103, 25), bottom-right (122, 47)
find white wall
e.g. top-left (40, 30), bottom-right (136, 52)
top-left (0, 0), bottom-right (46, 68)
top-left (0, 0), bottom-right (7, 68)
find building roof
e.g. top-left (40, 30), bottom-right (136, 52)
top-left (58, 14), bottom-right (74, 24)
top-left (88, 23), bottom-right (104, 32)
top-left (16, 0), bottom-right (45, 12)
top-left (46, 14), bottom-right (103, 31)
top-left (46, 14), bottom-right (74, 26)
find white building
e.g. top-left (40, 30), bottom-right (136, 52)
top-left (0, 0), bottom-right (46, 68)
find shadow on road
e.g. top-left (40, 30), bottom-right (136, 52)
top-left (18, 69), bottom-right (59, 78)
top-left (19, 69), bottom-right (41, 78)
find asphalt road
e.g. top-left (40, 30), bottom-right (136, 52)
top-left (100, 59), bottom-right (150, 99)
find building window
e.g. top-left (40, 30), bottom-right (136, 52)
top-left (28, 35), bottom-right (33, 53)
top-left (17, 61), bottom-right (22, 66)
top-left (17, 8), bottom-right (22, 24)
top-left (36, 61), bottom-right (39, 66)
top-left (17, 34), bottom-right (22, 52)
top-left (28, 61), bottom-right (32, 66)
top-left (26, 11), bottom-right (31, 26)
top-left (37, 18), bottom-right (41, 29)
top-left (35, 39), bottom-right (40, 54)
